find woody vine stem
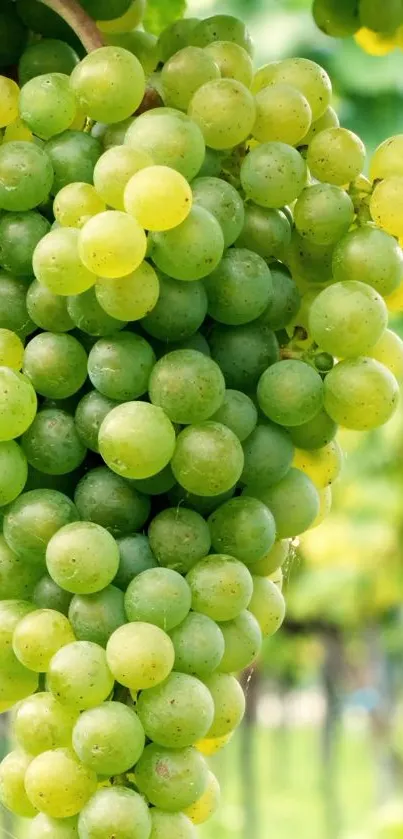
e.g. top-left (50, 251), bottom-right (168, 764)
top-left (39, 0), bottom-right (105, 52)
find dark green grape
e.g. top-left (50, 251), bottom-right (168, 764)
top-left (19, 39), bottom-right (79, 85)
top-left (45, 131), bottom-right (102, 195)
top-left (114, 534), bottom-right (158, 591)
top-left (33, 574), bottom-right (73, 615)
top-left (141, 273), bottom-right (208, 342)
top-left (74, 466), bottom-right (151, 538)
top-left (241, 423), bottom-right (294, 488)
top-left (208, 322), bottom-right (279, 391)
top-left (21, 408), bottom-right (87, 475)
top-left (68, 585), bottom-right (126, 647)
top-left (74, 390), bottom-right (119, 453)
top-left (236, 204), bottom-right (291, 262)
top-left (0, 271), bottom-right (35, 339)
top-left (0, 211), bottom-right (51, 277)
top-left (148, 507), bottom-right (211, 575)
top-left (257, 263), bottom-right (301, 331)
top-left (23, 332), bottom-right (88, 399)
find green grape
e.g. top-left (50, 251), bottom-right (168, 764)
top-left (0, 440), bottom-right (27, 505)
top-left (47, 641), bottom-right (114, 710)
top-left (198, 147), bottom-right (224, 177)
top-left (88, 333), bottom-right (155, 401)
top-left (124, 165), bottom-right (192, 233)
top-left (299, 105), bottom-right (339, 146)
top-left (125, 567), bottom-right (191, 630)
top-left (33, 574), bottom-right (73, 615)
top-left (0, 750), bottom-right (37, 817)
top-left (258, 263), bottom-right (300, 330)
top-left (19, 73), bottom-right (77, 140)
top-left (287, 229), bottom-right (334, 286)
top-left (184, 769), bottom-right (220, 825)
top-left (149, 349), bottom-right (225, 424)
top-left (21, 408), bottom-right (87, 475)
top-left (81, 0), bottom-right (132, 19)
top-left (313, 0), bottom-right (360, 36)
top-left (74, 467), bottom-right (150, 538)
top-left (307, 127), bottom-right (365, 186)
top-left (0, 210), bottom-right (50, 276)
top-left (204, 41), bottom-right (253, 86)
top-left (251, 539), bottom-right (290, 576)
top-left (258, 360), bottom-right (324, 426)
top-left (188, 78), bottom-right (256, 150)
top-left (309, 281), bottom-right (387, 357)
top-left (324, 357), bottom-right (399, 430)
top-left (45, 131), bottom-right (102, 195)
top-left (107, 30), bottom-right (160, 75)
top-left (18, 38), bottom-right (79, 85)
top-left (106, 622), bottom-right (174, 689)
top-left (241, 423), bottom-right (294, 488)
top-left (186, 555), bottom-right (253, 622)
top-left (253, 58), bottom-right (331, 120)
top-left (98, 401), bottom-right (176, 480)
top-left (359, 0), bottom-right (402, 31)
top-left (370, 135), bottom-right (403, 181)
top-left (0, 7), bottom-right (27, 68)
top-left (78, 787), bottom-right (151, 839)
top-left (24, 748), bottom-right (97, 818)
top-left (294, 184), bottom-right (354, 245)
top-left (208, 497), bottom-right (276, 564)
top-left (67, 287), bottom-right (125, 336)
top-left (248, 576), bottom-right (286, 637)
top-left (236, 204), bottom-right (291, 262)
top-left (74, 391), bottom-right (118, 453)
top-left (161, 46), bottom-right (220, 111)
top-left (68, 585), bottom-right (125, 647)
top-left (95, 117), bottom-right (134, 150)
top-left (137, 671), bottom-right (214, 749)
top-left (72, 702), bottom-right (144, 775)
top-left (33, 227), bottom-right (96, 295)
top-left (332, 225), bottom-right (403, 297)
top-left (0, 600), bottom-right (35, 663)
top-left (129, 464), bottom-right (176, 496)
top-left (53, 183), bottom-right (105, 230)
top-left (172, 422), bottom-right (244, 496)
top-left (170, 612), bottom-right (224, 679)
top-left (150, 205), bottom-right (224, 281)
top-left (158, 18), bottom-right (199, 62)
top-left (191, 15), bottom-right (253, 55)
top-left (148, 508), bottom-right (211, 574)
top-left (208, 321), bottom-right (279, 391)
top-left (125, 108), bottom-right (205, 181)
top-left (191, 176), bottom-right (245, 248)
top-left (218, 610), bottom-right (262, 673)
top-left (13, 692), bottom-right (78, 755)
top-left (12, 608), bottom-right (75, 672)
top-left (79, 210), bottom-right (147, 279)
top-left (0, 367), bottom-right (37, 442)
top-left (70, 47), bottom-right (145, 123)
top-left (95, 262), bottom-right (160, 322)
top-left (0, 536), bottom-right (42, 599)
top-left (26, 279), bottom-right (74, 332)
top-left (93, 145), bottom-right (152, 211)
top-left (0, 141), bottom-right (53, 211)
top-left (210, 389), bottom-right (257, 441)
top-left (23, 332), bottom-right (87, 399)
top-left (4, 488), bottom-right (78, 565)
top-left (27, 813), bottom-right (79, 839)
top-left (370, 329), bottom-right (403, 382)
top-left (370, 176), bottom-right (403, 238)
top-left (293, 440), bottom-right (342, 488)
top-left (253, 83), bottom-right (312, 146)
top-left (135, 743), bottom-right (208, 811)
top-left (0, 654), bottom-right (39, 706)
top-left (240, 142), bottom-right (307, 209)
top-left (168, 484), bottom-right (236, 518)
top-left (46, 521), bottom-right (119, 594)
top-left (0, 328), bottom-right (24, 370)
top-left (203, 672), bottom-right (245, 737)
top-left (97, 0), bottom-right (144, 32)
top-left (141, 273), bottom-right (207, 342)
top-left (149, 810), bottom-right (196, 839)
top-left (204, 248), bottom-right (272, 325)
top-left (244, 467), bottom-right (320, 537)
top-left (286, 409), bottom-right (337, 450)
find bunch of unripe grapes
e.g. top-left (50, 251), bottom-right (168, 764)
top-left (313, 0), bottom-right (403, 55)
top-left (0, 2), bottom-right (402, 837)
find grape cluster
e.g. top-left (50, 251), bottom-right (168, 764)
top-left (312, 0), bottom-right (403, 56)
top-left (0, 2), bottom-right (402, 837)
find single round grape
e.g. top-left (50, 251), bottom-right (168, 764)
top-left (251, 539), bottom-right (290, 577)
top-left (46, 521), bottom-right (119, 595)
top-left (208, 497), bottom-right (276, 564)
top-left (33, 227), bottom-right (96, 295)
top-left (370, 176), bottom-right (403, 238)
top-left (287, 229), bottom-right (334, 286)
top-left (33, 574), bottom-right (72, 615)
top-left (148, 508), bottom-right (210, 574)
top-left (106, 622), bottom-right (174, 689)
top-left (124, 165), bottom-right (192, 232)
top-left (107, 29), bottom-right (160, 75)
top-left (253, 83), bottom-right (312, 146)
top-left (0, 75), bottom-right (19, 127)
top-left (161, 46), bottom-right (220, 111)
top-left (125, 567), bottom-right (191, 631)
top-left (27, 813), bottom-right (79, 839)
top-left (45, 130), bottom-right (102, 195)
top-left (80, 0), bottom-right (132, 20)
top-left (125, 108), bottom-right (205, 181)
top-left (204, 248), bottom-right (272, 326)
top-left (217, 610), bottom-right (262, 673)
top-left (72, 702), bottom-right (144, 775)
top-left (96, 262), bottom-right (160, 322)
top-left (137, 671), bottom-right (214, 749)
top-left (14, 692), bottom-right (78, 756)
top-left (149, 810), bottom-right (196, 839)
top-left (188, 78), bottom-right (256, 150)
top-left (78, 786), bottom-right (151, 839)
top-left (0, 271), bottom-right (35, 339)
top-left (258, 263), bottom-right (300, 331)
top-left (141, 273), bottom-right (207, 342)
top-left (70, 47), bottom-right (145, 123)
top-left (332, 226), bottom-right (403, 297)
top-left (294, 184), bottom-right (354, 246)
top-left (114, 534), bottom-right (157, 590)
top-left (0, 750), bottom-right (37, 817)
top-left (0, 210), bottom-right (50, 276)
top-left (370, 329), bottom-right (403, 382)
top-left (0, 141), bottom-right (53, 211)
top-left (191, 14), bottom-right (253, 55)
top-left (248, 576), bottom-right (286, 637)
top-left (253, 58), bottom-right (331, 120)
top-left (74, 467), bottom-right (150, 538)
top-left (286, 409), bottom-right (337, 450)
top-left (157, 18), bottom-right (199, 61)
top-left (129, 464), bottom-right (176, 496)
top-left (149, 349), bottom-right (225, 424)
top-left (24, 748), bottom-right (97, 818)
top-left (210, 389), bottom-right (257, 442)
top-left (312, 0), bottom-right (360, 36)
top-left (68, 585), bottom-right (125, 647)
top-left (258, 360), bottom-right (324, 427)
top-left (23, 332), bottom-right (87, 399)
top-left (307, 127), bottom-right (365, 186)
top-left (18, 38), bottom-right (79, 85)
top-left (53, 183), bottom-right (105, 230)
top-left (309, 281), bottom-right (387, 358)
top-left (0, 328), bottom-right (24, 370)
top-left (0, 655), bottom-right (39, 706)
top-left (208, 321), bottom-right (279, 391)
top-left (79, 210), bottom-right (147, 279)
top-left (240, 142), bottom-right (307, 209)
top-left (4, 488), bottom-right (78, 565)
top-left (21, 408), bottom-right (87, 476)
top-left (150, 205), bottom-right (224, 281)
top-left (203, 672), bottom-right (245, 738)
top-left (93, 144), bottom-right (152, 211)
top-left (204, 40), bottom-right (253, 86)
top-left (187, 554), bottom-right (253, 622)
top-left (13, 608), bottom-right (75, 672)
top-left (135, 743), bottom-right (208, 811)
top-left (184, 770), bottom-right (220, 825)
top-left (324, 357), bottom-right (399, 430)
top-left (191, 176), bottom-right (244, 248)
top-left (0, 440), bottom-right (27, 505)
top-left (88, 332), bottom-right (155, 401)
top-left (370, 135), bottom-right (403, 181)
top-left (26, 279), bottom-right (74, 332)
top-left (172, 422), bottom-right (244, 497)
top-left (0, 367), bottom-right (37, 442)
top-left (74, 391), bottom-right (118, 454)
top-left (19, 73), bottom-right (77, 140)
top-left (99, 401), bottom-right (176, 480)
top-left (0, 599), bottom-right (34, 660)
top-left (244, 468), bottom-right (320, 538)
top-left (236, 205), bottom-right (291, 262)
top-left (47, 641), bottom-right (114, 710)
top-left (0, 536), bottom-right (42, 600)
top-left (293, 440), bottom-right (342, 489)
top-left (170, 612), bottom-right (224, 679)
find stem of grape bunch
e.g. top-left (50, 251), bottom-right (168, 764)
top-left (40, 0), bottom-right (105, 51)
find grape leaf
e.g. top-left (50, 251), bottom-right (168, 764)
top-left (143, 0), bottom-right (187, 35)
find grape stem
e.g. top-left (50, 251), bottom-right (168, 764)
top-left (39, 0), bottom-right (105, 52)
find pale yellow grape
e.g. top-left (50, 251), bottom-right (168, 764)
top-left (309, 486), bottom-right (332, 529)
top-left (183, 771), bottom-right (220, 825)
top-left (24, 748), bottom-right (97, 818)
top-left (355, 27), bottom-right (396, 56)
top-left (292, 441), bottom-right (343, 488)
top-left (106, 621), bottom-right (174, 689)
top-left (253, 83), bottom-right (312, 146)
top-left (3, 118), bottom-right (33, 143)
top-left (188, 78), bottom-right (256, 151)
top-left (370, 177), bottom-right (403, 237)
top-left (0, 328), bottom-right (24, 369)
top-left (12, 608), bottom-right (75, 672)
top-left (53, 183), bottom-right (106, 229)
top-left (324, 358), bottom-right (399, 430)
top-left (195, 733), bottom-right (233, 755)
top-left (253, 58), bottom-right (332, 120)
top-left (0, 750), bottom-right (37, 817)
top-left (204, 673), bottom-right (245, 738)
top-left (93, 145), bottom-right (153, 211)
top-left (369, 329), bottom-right (403, 382)
top-left (33, 228), bottom-right (96, 295)
top-left (98, 0), bottom-right (145, 33)
top-left (307, 127), bottom-right (366, 186)
top-left (299, 106), bottom-right (339, 146)
top-left (13, 692), bottom-right (78, 756)
top-left (78, 211), bottom-right (147, 278)
top-left (95, 262), bottom-right (159, 321)
top-left (204, 41), bottom-right (253, 86)
top-left (370, 135), bottom-right (403, 181)
top-left (124, 165), bottom-right (192, 231)
top-left (248, 577), bottom-right (286, 637)
top-left (0, 77), bottom-right (19, 127)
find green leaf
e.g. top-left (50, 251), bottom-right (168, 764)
top-left (143, 0), bottom-right (187, 36)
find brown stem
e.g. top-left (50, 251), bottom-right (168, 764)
top-left (40, 0), bottom-right (105, 52)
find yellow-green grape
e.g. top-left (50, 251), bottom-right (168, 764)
top-left (257, 359), bottom-right (324, 427)
top-left (107, 29), bottom-right (160, 76)
top-left (27, 813), bottom-right (79, 839)
top-left (0, 534), bottom-right (41, 599)
top-left (332, 225), bottom-right (403, 297)
top-left (293, 440), bottom-right (343, 488)
top-left (184, 771), bottom-right (220, 825)
top-left (149, 810), bottom-right (196, 839)
top-left (370, 135), bottom-right (403, 180)
top-left (4, 488), bottom-right (79, 565)
top-left (251, 539), bottom-right (291, 577)
top-left (161, 46), bottom-right (220, 111)
top-left (158, 18), bottom-right (199, 62)
top-left (210, 389), bottom-right (257, 441)
top-left (13, 692), bottom-right (78, 756)
top-left (385, 279), bottom-right (403, 313)
top-left (78, 210), bottom-right (147, 278)
top-left (240, 142), bottom-right (307, 209)
top-left (24, 748), bottom-right (97, 819)
top-left (0, 328), bottom-right (24, 369)
top-left (0, 438), bottom-right (27, 512)
top-left (370, 328), bottom-right (403, 382)
top-left (248, 576), bottom-right (286, 637)
top-left (312, 0), bottom-right (360, 36)
top-left (95, 261), bottom-right (159, 322)
top-left (218, 610), bottom-right (262, 673)
top-left (46, 522), bottom-right (119, 595)
top-left (253, 84), bottom-right (312, 146)
top-left (0, 750), bottom-right (37, 817)
top-left (294, 184), bottom-right (355, 246)
top-left (125, 109), bottom-right (205, 182)
top-left (149, 349), bottom-right (225, 424)
top-left (324, 357), bottom-right (399, 430)
top-left (23, 332), bottom-right (88, 399)
top-left (370, 177), bottom-right (403, 237)
top-left (0, 656), bottom-right (39, 707)
top-left (191, 14), bottom-right (253, 55)
top-left (299, 105), bottom-right (339, 146)
top-left (97, 0), bottom-right (145, 32)
top-left (33, 227), bottom-right (96, 295)
top-left (0, 141), bottom-right (53, 211)
top-left (3, 117), bottom-right (33, 143)
top-left (70, 46), bottom-right (145, 123)
top-left (196, 733), bottom-right (232, 755)
top-left (19, 73), bottom-right (77, 140)
top-left (244, 469), bottom-right (320, 538)
top-left (99, 401), bottom-right (176, 480)
top-left (26, 280), bottom-right (72, 333)
top-left (204, 41), bottom-right (253, 86)
top-left (253, 58), bottom-right (332, 120)
top-left (307, 127), bottom-right (366, 186)
top-left (54, 183), bottom-right (106, 229)
top-left (169, 612), bottom-right (224, 678)
top-left (310, 486), bottom-right (332, 529)
top-left (93, 145), bottom-right (153, 210)
top-left (0, 367), bottom-right (37, 442)
top-left (0, 76), bottom-right (19, 127)
top-left (78, 787), bottom-right (151, 839)
top-left (125, 567), bottom-right (191, 630)
top-left (47, 641), bottom-right (115, 710)
top-left (150, 205), bottom-right (224, 281)
top-left (66, 287), bottom-right (125, 337)
top-left (135, 743), bottom-right (208, 812)
top-left (148, 507), bottom-right (211, 575)
top-left (309, 281), bottom-right (388, 358)
top-left (124, 165), bottom-right (192, 231)
top-left (188, 78), bottom-right (256, 150)
top-left (172, 422), bottom-right (244, 496)
top-left (203, 672), bottom-right (245, 737)
top-left (12, 608), bottom-right (75, 672)
top-left (72, 702), bottom-right (145, 775)
top-left (106, 622), bottom-right (174, 689)
top-left (136, 671), bottom-right (214, 748)
top-left (0, 600), bottom-right (35, 662)
top-left (186, 554), bottom-right (253, 622)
